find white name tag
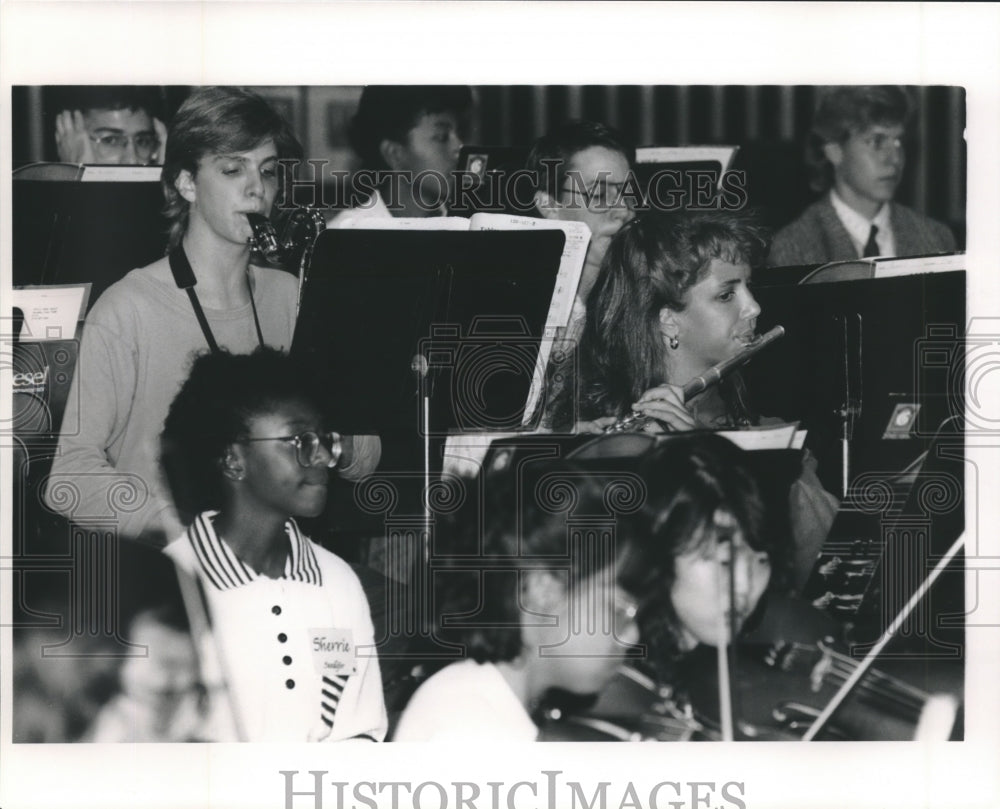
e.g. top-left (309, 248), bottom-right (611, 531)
top-left (309, 628), bottom-right (356, 676)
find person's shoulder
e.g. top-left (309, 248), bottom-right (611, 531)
top-left (775, 197), bottom-right (829, 237)
top-left (326, 191), bottom-right (390, 228)
top-left (251, 264), bottom-right (298, 297)
top-left (85, 256), bottom-right (174, 324)
top-left (425, 658), bottom-right (492, 685)
top-left (768, 198), bottom-right (829, 266)
top-left (890, 201), bottom-right (935, 224)
top-left (890, 202), bottom-right (956, 241)
top-left (305, 535), bottom-right (368, 592)
top-left (394, 660), bottom-right (535, 741)
top-left (398, 661), bottom-right (493, 716)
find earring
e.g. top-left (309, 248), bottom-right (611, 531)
top-left (669, 335), bottom-right (679, 350)
top-left (222, 451), bottom-right (244, 481)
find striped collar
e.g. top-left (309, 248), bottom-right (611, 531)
top-left (184, 511), bottom-right (323, 591)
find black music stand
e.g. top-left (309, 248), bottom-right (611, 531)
top-left (13, 172), bottom-right (168, 309)
top-left (291, 227), bottom-right (566, 437)
top-left (748, 270), bottom-right (966, 497)
top-left (291, 226), bottom-right (566, 667)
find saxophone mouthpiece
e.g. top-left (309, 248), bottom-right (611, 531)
top-left (246, 212), bottom-right (282, 262)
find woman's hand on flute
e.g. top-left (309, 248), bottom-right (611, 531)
top-left (633, 384), bottom-right (698, 433)
top-left (575, 415), bottom-right (620, 435)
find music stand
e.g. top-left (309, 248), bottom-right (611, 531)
top-left (292, 227), bottom-right (566, 436)
top-left (13, 171), bottom-right (168, 309)
top-left (291, 226), bottom-right (565, 661)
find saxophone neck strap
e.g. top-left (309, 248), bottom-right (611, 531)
top-left (168, 245), bottom-right (265, 354)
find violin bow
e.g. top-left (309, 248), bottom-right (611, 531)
top-left (173, 563), bottom-right (249, 741)
top-left (715, 513), bottom-right (740, 741)
top-left (801, 531), bottom-right (965, 741)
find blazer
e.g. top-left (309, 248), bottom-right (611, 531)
top-left (766, 195), bottom-right (956, 268)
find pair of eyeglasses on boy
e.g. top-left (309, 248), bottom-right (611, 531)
top-left (88, 132), bottom-right (161, 162)
top-left (241, 430), bottom-right (342, 468)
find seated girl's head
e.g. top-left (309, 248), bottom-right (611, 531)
top-left (161, 348), bottom-right (339, 525)
top-left (162, 86), bottom-right (303, 250)
top-left (438, 461), bottom-right (647, 697)
top-left (580, 210), bottom-right (769, 412)
top-left (629, 435), bottom-right (773, 670)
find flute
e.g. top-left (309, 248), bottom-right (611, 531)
top-left (603, 325), bottom-right (785, 433)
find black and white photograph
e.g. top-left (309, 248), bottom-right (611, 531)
top-left (2, 3), bottom-right (998, 809)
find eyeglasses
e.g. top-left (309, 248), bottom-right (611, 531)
top-left (89, 132), bottom-right (161, 160)
top-left (241, 430), bottom-right (342, 468)
top-left (858, 132), bottom-right (905, 157)
top-left (560, 180), bottom-right (639, 211)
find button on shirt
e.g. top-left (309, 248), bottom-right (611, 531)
top-left (830, 190), bottom-right (896, 259)
top-left (165, 512), bottom-right (387, 742)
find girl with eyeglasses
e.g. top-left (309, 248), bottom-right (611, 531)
top-left (161, 347), bottom-right (387, 742)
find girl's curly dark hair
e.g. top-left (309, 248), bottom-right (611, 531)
top-left (160, 347), bottom-right (320, 525)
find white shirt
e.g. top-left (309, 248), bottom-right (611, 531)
top-left (392, 659), bottom-right (538, 741)
top-left (830, 189), bottom-right (896, 258)
top-left (326, 189), bottom-right (449, 229)
top-left (165, 512), bottom-right (387, 742)
top-left (327, 189), bottom-right (393, 228)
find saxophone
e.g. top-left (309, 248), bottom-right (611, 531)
top-left (247, 208), bottom-right (327, 312)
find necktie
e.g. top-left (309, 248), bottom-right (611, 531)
top-left (863, 224), bottom-right (880, 258)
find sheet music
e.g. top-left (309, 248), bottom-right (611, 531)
top-left (467, 213), bottom-right (589, 333)
top-left (79, 165), bottom-right (163, 182)
top-left (332, 215), bottom-right (472, 231)
top-left (792, 429), bottom-right (808, 450)
top-left (635, 145), bottom-right (740, 173)
top-left (872, 252), bottom-right (965, 278)
top-left (716, 422), bottom-right (800, 451)
top-left (465, 213), bottom-right (590, 425)
top-left (635, 145), bottom-right (740, 189)
top-left (10, 284), bottom-right (90, 340)
top-left (442, 432), bottom-right (522, 479)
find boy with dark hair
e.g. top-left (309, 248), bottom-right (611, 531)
top-left (54, 86), bottom-right (167, 166)
top-left (330, 85), bottom-right (473, 224)
top-left (768, 85), bottom-right (955, 267)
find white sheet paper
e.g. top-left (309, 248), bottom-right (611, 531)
top-left (10, 284), bottom-right (89, 341)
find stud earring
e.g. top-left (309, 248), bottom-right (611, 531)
top-left (668, 335), bottom-right (679, 350)
top-left (222, 452), bottom-right (244, 481)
